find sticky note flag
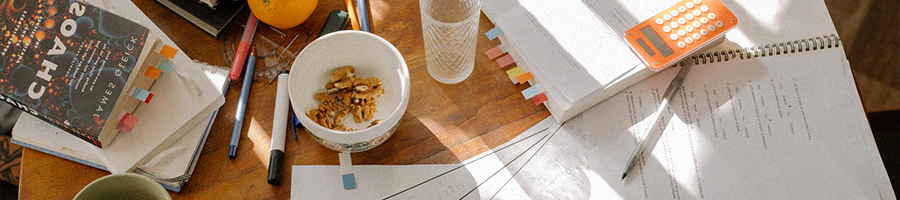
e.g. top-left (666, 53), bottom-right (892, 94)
top-left (143, 66), bottom-right (162, 79)
top-left (516, 72), bottom-right (534, 84)
top-left (156, 60), bottom-right (174, 73)
top-left (506, 66), bottom-right (525, 78)
top-left (531, 93), bottom-right (548, 105)
top-left (485, 26), bottom-right (503, 40)
top-left (160, 45), bottom-right (178, 59)
top-left (485, 45), bottom-right (507, 60)
top-left (521, 86), bottom-right (541, 99)
top-left (120, 112), bottom-right (138, 127)
top-left (339, 152), bottom-right (356, 190)
top-left (116, 121), bottom-right (134, 133)
top-left (131, 88), bottom-right (153, 103)
top-left (496, 54), bottom-right (515, 68)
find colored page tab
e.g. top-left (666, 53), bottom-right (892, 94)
top-left (506, 66), bottom-right (525, 78)
top-left (516, 72), bottom-right (534, 84)
top-left (116, 122), bottom-right (134, 133)
top-left (485, 45), bottom-right (507, 60)
top-left (485, 26), bottom-right (503, 40)
top-left (496, 54), bottom-right (515, 68)
top-left (119, 113), bottom-right (138, 128)
top-left (521, 86), bottom-right (542, 99)
top-left (160, 45), bottom-right (178, 59)
top-left (531, 93), bottom-right (548, 105)
top-left (144, 66), bottom-right (162, 79)
top-left (131, 88), bottom-right (153, 103)
top-left (156, 60), bottom-right (174, 73)
top-left (339, 152), bottom-right (356, 189)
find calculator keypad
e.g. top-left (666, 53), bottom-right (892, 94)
top-left (626, 0), bottom-right (737, 70)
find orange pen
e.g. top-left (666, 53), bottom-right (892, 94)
top-left (230, 14), bottom-right (259, 80)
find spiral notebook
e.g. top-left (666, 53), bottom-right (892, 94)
top-left (482, 0), bottom-right (847, 123)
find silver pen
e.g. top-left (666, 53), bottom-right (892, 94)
top-left (621, 61), bottom-right (693, 181)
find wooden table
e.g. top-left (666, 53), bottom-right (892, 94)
top-left (18, 0), bottom-right (549, 199)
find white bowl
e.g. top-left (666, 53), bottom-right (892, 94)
top-left (288, 31), bottom-right (410, 152)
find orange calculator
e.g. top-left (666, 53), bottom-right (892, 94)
top-left (625, 0), bottom-right (738, 71)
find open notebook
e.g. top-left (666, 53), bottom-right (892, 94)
top-left (482, 0), bottom-right (849, 123)
top-left (11, 64), bottom-right (229, 192)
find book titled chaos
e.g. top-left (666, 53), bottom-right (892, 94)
top-left (0, 0), bottom-right (150, 147)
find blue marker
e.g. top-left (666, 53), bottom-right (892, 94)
top-left (229, 47), bottom-right (256, 159)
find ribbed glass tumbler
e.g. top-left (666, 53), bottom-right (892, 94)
top-left (420, 0), bottom-right (481, 84)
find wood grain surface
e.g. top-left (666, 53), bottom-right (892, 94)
top-left (19, 0), bottom-right (898, 199)
top-left (19, 0), bottom-right (549, 199)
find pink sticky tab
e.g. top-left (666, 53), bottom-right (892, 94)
top-left (531, 93), bottom-right (548, 105)
top-left (116, 122), bottom-right (134, 133)
top-left (496, 54), bottom-right (515, 68)
top-left (120, 113), bottom-right (138, 127)
top-left (485, 45), bottom-right (506, 60)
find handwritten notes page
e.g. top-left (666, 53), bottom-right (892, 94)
top-left (292, 48), bottom-right (891, 199)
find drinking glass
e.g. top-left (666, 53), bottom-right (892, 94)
top-left (420, 0), bottom-right (481, 84)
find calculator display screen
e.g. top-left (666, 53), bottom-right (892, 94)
top-left (639, 26), bottom-right (673, 57)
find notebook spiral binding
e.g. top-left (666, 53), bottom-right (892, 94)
top-left (682, 34), bottom-right (841, 66)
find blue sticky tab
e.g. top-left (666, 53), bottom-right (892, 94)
top-left (342, 173), bottom-right (357, 189)
top-left (156, 60), bottom-right (174, 73)
top-left (131, 88), bottom-right (150, 100)
top-left (485, 27), bottom-right (503, 40)
top-left (521, 86), bottom-right (541, 99)
top-left (499, 44), bottom-right (507, 52)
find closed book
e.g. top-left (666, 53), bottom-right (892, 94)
top-left (0, 0), bottom-right (161, 147)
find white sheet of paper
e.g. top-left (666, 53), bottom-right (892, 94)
top-left (292, 48), bottom-right (893, 199)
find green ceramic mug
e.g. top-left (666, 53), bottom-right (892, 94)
top-left (73, 173), bottom-right (171, 200)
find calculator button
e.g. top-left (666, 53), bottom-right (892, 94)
top-left (700, 29), bottom-right (709, 36)
top-left (670, 10), bottom-right (679, 17)
top-left (686, 2), bottom-right (694, 8)
top-left (707, 13), bottom-right (716, 20)
top-left (685, 26), bottom-right (693, 32)
top-left (656, 18), bottom-right (665, 25)
top-left (670, 33), bottom-right (679, 41)
top-left (685, 37), bottom-right (694, 44)
top-left (692, 21), bottom-right (702, 28)
top-left (670, 22), bottom-right (679, 28)
top-left (692, 33), bottom-right (701, 39)
top-left (663, 26), bottom-right (672, 32)
top-left (715, 21), bottom-right (723, 27)
top-left (678, 18), bottom-right (686, 24)
top-left (663, 14), bottom-right (672, 21)
top-left (700, 17), bottom-right (709, 24)
top-left (678, 6), bottom-right (687, 13)
top-left (693, 0), bottom-right (701, 4)
top-left (707, 25), bottom-right (716, 31)
top-left (693, 10), bottom-right (702, 16)
top-left (700, 5), bottom-right (709, 12)
top-left (677, 41), bottom-right (686, 48)
top-left (685, 14), bottom-right (694, 20)
top-left (677, 29), bottom-right (686, 36)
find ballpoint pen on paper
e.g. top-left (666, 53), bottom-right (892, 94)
top-left (268, 73), bottom-right (290, 185)
top-left (621, 61), bottom-right (693, 181)
top-left (229, 47), bottom-right (257, 159)
top-left (229, 14), bottom-right (259, 81)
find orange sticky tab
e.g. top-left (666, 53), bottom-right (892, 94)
top-left (531, 93), bottom-right (548, 105)
top-left (143, 67), bottom-right (162, 79)
top-left (485, 45), bottom-right (506, 60)
top-left (516, 72), bottom-right (533, 84)
top-left (160, 45), bottom-right (178, 59)
top-left (496, 54), bottom-right (515, 68)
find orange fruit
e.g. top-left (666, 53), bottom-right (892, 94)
top-left (248, 0), bottom-right (318, 29)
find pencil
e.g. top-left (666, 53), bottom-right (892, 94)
top-left (345, 0), bottom-right (360, 30)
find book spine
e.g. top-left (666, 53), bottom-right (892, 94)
top-left (691, 34), bottom-right (841, 65)
top-left (0, 93), bottom-right (102, 147)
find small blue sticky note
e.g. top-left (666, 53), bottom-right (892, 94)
top-left (131, 88), bottom-right (150, 101)
top-left (342, 173), bottom-right (357, 189)
top-left (521, 85), bottom-right (541, 99)
top-left (485, 27), bottom-right (503, 40)
top-left (156, 60), bottom-right (174, 73)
